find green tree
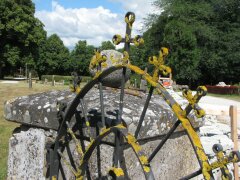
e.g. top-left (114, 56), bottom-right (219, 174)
top-left (100, 41), bottom-right (115, 50)
top-left (0, 0), bottom-right (46, 78)
top-left (69, 40), bottom-right (95, 75)
top-left (36, 34), bottom-right (70, 77)
top-left (130, 45), bottom-right (148, 69)
top-left (144, 0), bottom-right (240, 86)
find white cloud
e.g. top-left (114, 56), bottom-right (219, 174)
top-left (35, 1), bottom-right (124, 48)
top-left (35, 1), bottom-right (157, 48)
top-left (108, 0), bottom-right (159, 31)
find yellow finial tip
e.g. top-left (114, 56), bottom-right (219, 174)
top-left (161, 47), bottom-right (169, 56)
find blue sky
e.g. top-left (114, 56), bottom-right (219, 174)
top-left (33, 0), bottom-right (157, 48)
top-left (33, 0), bottom-right (123, 13)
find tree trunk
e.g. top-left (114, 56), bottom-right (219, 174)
top-left (0, 66), bottom-right (3, 79)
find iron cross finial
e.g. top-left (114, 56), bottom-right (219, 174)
top-left (148, 47), bottom-right (171, 82)
top-left (112, 12), bottom-right (144, 55)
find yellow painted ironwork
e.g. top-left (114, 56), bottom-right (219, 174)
top-left (109, 167), bottom-right (124, 177)
top-left (148, 47), bottom-right (171, 82)
top-left (122, 51), bottom-right (130, 64)
top-left (197, 86), bottom-right (208, 96)
top-left (69, 83), bottom-right (81, 94)
top-left (125, 34), bottom-right (130, 43)
top-left (57, 150), bottom-right (81, 178)
top-left (77, 124), bottom-right (151, 178)
top-left (110, 54), bottom-right (118, 65)
top-left (182, 87), bottom-right (206, 118)
top-left (125, 13), bottom-right (135, 29)
top-left (126, 134), bottom-right (141, 153)
top-left (90, 50), bottom-right (107, 80)
top-left (67, 127), bottom-right (84, 156)
top-left (124, 133), bottom-right (151, 173)
top-left (112, 34), bottom-right (122, 45)
top-left (89, 50), bottom-right (107, 70)
top-left (76, 176), bottom-right (83, 180)
top-left (194, 109), bottom-right (206, 118)
top-left (133, 35), bottom-right (144, 46)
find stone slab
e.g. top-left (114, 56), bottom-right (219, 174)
top-left (4, 88), bottom-right (203, 138)
top-left (4, 90), bottom-right (74, 130)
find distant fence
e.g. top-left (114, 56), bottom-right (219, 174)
top-left (206, 85), bottom-right (239, 95)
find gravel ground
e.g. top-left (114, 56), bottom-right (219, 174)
top-left (199, 95), bottom-right (240, 129)
top-left (0, 81), bottom-right (19, 84)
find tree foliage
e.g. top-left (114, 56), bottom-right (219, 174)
top-left (1, 0), bottom-right (239, 86)
top-left (100, 41), bottom-right (115, 51)
top-left (0, 0), bottom-right (46, 78)
top-left (143, 0), bottom-right (240, 86)
top-left (36, 34), bottom-right (70, 77)
top-left (69, 40), bottom-right (95, 75)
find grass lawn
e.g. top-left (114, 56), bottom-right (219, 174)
top-left (0, 81), bottom-right (69, 179)
top-left (208, 93), bottom-right (240, 102)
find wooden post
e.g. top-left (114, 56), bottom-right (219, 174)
top-left (25, 64), bottom-right (28, 83)
top-left (29, 72), bottom-right (32, 89)
top-left (169, 73), bottom-right (173, 86)
top-left (52, 75), bottom-right (55, 86)
top-left (134, 79), bottom-right (137, 88)
top-left (230, 105), bottom-right (239, 179)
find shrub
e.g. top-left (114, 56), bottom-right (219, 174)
top-left (81, 76), bottom-right (92, 82)
top-left (41, 75), bottom-right (92, 83)
top-left (206, 85), bottom-right (239, 95)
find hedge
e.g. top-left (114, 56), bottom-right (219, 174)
top-left (130, 73), bottom-right (141, 88)
top-left (206, 85), bottom-right (239, 95)
top-left (41, 75), bottom-right (92, 83)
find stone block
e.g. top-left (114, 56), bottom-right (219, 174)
top-left (89, 50), bottom-right (131, 88)
top-left (8, 128), bottom-right (46, 180)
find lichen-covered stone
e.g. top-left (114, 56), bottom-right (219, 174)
top-left (4, 88), bottom-right (202, 137)
top-left (89, 50), bottom-right (131, 88)
top-left (4, 90), bottom-right (74, 130)
top-left (8, 128), bottom-right (46, 179)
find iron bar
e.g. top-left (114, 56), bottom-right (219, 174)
top-left (179, 169), bottom-right (202, 180)
top-left (97, 62), bottom-right (106, 128)
top-left (75, 134), bottom-right (116, 147)
top-left (80, 99), bottom-right (93, 140)
top-left (113, 131), bottom-right (121, 167)
top-left (135, 86), bottom-right (154, 138)
top-left (118, 135), bottom-right (130, 179)
top-left (99, 81), bottom-right (106, 128)
top-left (78, 123), bottom-right (91, 180)
top-left (66, 143), bottom-right (77, 171)
top-left (96, 126), bottom-right (102, 178)
top-left (136, 128), bottom-right (195, 145)
top-left (117, 12), bottom-right (132, 123)
top-left (57, 149), bottom-right (78, 176)
top-left (118, 67), bottom-right (126, 123)
top-left (148, 120), bottom-right (180, 162)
